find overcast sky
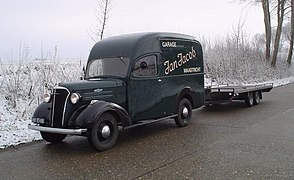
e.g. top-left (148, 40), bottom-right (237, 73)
top-left (0, 0), bottom-right (264, 61)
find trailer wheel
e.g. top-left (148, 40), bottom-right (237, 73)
top-left (174, 98), bottom-right (192, 127)
top-left (88, 113), bottom-right (118, 151)
top-left (40, 132), bottom-right (67, 143)
top-left (253, 91), bottom-right (261, 105)
top-left (244, 92), bottom-right (254, 107)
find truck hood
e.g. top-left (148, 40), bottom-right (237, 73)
top-left (58, 79), bottom-right (126, 103)
top-left (59, 79), bottom-right (125, 92)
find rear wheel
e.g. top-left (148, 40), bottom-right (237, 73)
top-left (88, 113), bottom-right (118, 151)
top-left (244, 92), bottom-right (254, 107)
top-left (253, 91), bottom-right (261, 105)
top-left (174, 98), bottom-right (192, 127)
top-left (40, 132), bottom-right (67, 143)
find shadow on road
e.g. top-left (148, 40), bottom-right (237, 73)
top-left (38, 119), bottom-right (178, 154)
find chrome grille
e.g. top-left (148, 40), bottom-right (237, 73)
top-left (50, 87), bottom-right (70, 128)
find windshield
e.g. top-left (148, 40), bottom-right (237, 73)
top-left (86, 57), bottom-right (130, 79)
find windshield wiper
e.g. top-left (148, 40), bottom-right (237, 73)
top-left (117, 56), bottom-right (127, 66)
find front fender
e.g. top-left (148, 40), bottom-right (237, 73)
top-left (32, 102), bottom-right (51, 125)
top-left (75, 101), bottom-right (131, 128)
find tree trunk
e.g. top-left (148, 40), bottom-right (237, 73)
top-left (261, 0), bottom-right (272, 61)
top-left (89, 0), bottom-right (111, 42)
top-left (287, 0), bottom-right (294, 65)
top-left (271, 0), bottom-right (286, 68)
top-left (99, 0), bottom-right (110, 40)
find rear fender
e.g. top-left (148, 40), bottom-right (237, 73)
top-left (75, 101), bottom-right (132, 128)
top-left (177, 87), bottom-right (197, 108)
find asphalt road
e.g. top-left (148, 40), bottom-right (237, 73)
top-left (1, 83), bottom-right (294, 180)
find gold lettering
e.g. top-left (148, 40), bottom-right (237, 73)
top-left (170, 62), bottom-right (174, 71)
top-left (164, 46), bottom-right (198, 75)
top-left (173, 61), bottom-right (178, 69)
top-left (182, 54), bottom-right (187, 64)
top-left (188, 52), bottom-right (192, 59)
top-left (162, 41), bottom-right (177, 48)
top-left (164, 60), bottom-right (170, 75)
top-left (177, 53), bottom-right (183, 64)
top-left (192, 47), bottom-right (196, 57)
top-left (178, 56), bottom-right (183, 66)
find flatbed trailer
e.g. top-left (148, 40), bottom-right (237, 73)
top-left (205, 83), bottom-right (273, 107)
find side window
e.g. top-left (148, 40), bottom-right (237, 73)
top-left (133, 55), bottom-right (157, 77)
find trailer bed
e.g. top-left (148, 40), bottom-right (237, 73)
top-left (205, 83), bottom-right (273, 106)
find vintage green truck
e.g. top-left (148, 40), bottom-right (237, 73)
top-left (28, 32), bottom-right (272, 151)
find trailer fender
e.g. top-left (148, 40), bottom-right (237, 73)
top-left (75, 101), bottom-right (132, 128)
top-left (32, 102), bottom-right (51, 123)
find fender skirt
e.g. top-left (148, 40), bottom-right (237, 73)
top-left (75, 101), bottom-right (132, 128)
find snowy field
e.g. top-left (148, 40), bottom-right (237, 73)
top-left (0, 59), bottom-right (85, 149)
top-left (1, 76), bottom-right (294, 149)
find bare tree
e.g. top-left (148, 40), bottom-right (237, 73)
top-left (89, 0), bottom-right (112, 42)
top-left (287, 0), bottom-right (294, 65)
top-left (231, 19), bottom-right (247, 49)
top-left (262, 0), bottom-right (272, 61)
top-left (271, 0), bottom-right (286, 67)
top-left (0, 42), bottom-right (30, 108)
top-left (238, 0), bottom-right (272, 60)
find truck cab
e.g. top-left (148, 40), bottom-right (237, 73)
top-left (29, 32), bottom-right (204, 151)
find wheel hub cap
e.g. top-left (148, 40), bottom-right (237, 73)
top-left (182, 107), bottom-right (189, 118)
top-left (100, 125), bottom-right (111, 139)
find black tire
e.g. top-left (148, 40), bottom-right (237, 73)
top-left (87, 135), bottom-right (94, 148)
top-left (88, 113), bottom-right (118, 151)
top-left (244, 92), bottom-right (254, 107)
top-left (253, 91), bottom-right (261, 105)
top-left (40, 132), bottom-right (67, 143)
top-left (174, 98), bottom-right (192, 127)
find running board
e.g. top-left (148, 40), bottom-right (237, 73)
top-left (123, 114), bottom-right (177, 130)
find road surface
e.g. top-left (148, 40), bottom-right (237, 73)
top-left (1, 83), bottom-right (294, 179)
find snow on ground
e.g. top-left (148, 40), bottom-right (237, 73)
top-left (267, 77), bottom-right (294, 87)
top-left (0, 98), bottom-right (41, 149)
top-left (1, 77), bottom-right (294, 149)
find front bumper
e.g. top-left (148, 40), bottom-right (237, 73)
top-left (28, 124), bottom-right (87, 135)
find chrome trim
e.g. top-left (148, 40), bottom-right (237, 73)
top-left (182, 107), bottom-right (189, 118)
top-left (28, 124), bottom-right (87, 135)
top-left (90, 100), bottom-right (98, 105)
top-left (51, 86), bottom-right (70, 127)
top-left (100, 125), bottom-right (111, 139)
top-left (70, 93), bottom-right (81, 104)
top-left (51, 88), bottom-right (56, 127)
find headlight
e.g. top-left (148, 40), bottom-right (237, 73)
top-left (70, 93), bottom-right (80, 104)
top-left (44, 93), bottom-right (51, 103)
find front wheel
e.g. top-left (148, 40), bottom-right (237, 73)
top-left (174, 98), bottom-right (192, 127)
top-left (88, 113), bottom-right (118, 151)
top-left (40, 132), bottom-right (67, 143)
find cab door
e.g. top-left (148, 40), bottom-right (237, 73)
top-left (128, 54), bottom-right (163, 121)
